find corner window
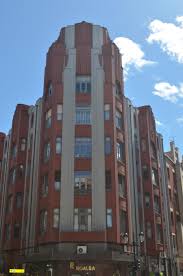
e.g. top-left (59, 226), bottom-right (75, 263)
top-left (40, 210), bottom-right (48, 234)
top-left (145, 192), bottom-right (150, 208)
top-left (146, 222), bottom-right (152, 239)
top-left (152, 168), bottom-right (159, 186)
top-left (44, 142), bottom-right (51, 162)
top-left (53, 208), bottom-right (60, 228)
top-left (56, 137), bottom-right (62, 154)
top-left (115, 110), bottom-right (122, 129)
top-left (119, 210), bottom-right (127, 234)
top-left (48, 83), bottom-right (53, 96)
top-left (14, 223), bottom-right (20, 239)
top-left (76, 76), bottom-right (91, 93)
top-left (104, 104), bottom-right (110, 120)
top-left (142, 165), bottom-right (149, 179)
top-left (20, 138), bottom-right (26, 151)
top-left (75, 138), bottom-right (91, 158)
top-left (74, 208), bottom-right (92, 231)
top-left (118, 174), bottom-right (126, 197)
top-left (156, 224), bottom-right (162, 243)
top-left (9, 168), bottom-right (16, 184)
top-left (116, 142), bottom-right (124, 161)
top-left (107, 209), bottom-right (112, 228)
top-left (141, 139), bottom-right (146, 152)
top-left (154, 195), bottom-right (160, 213)
top-left (75, 106), bottom-right (91, 125)
top-left (55, 171), bottom-right (61, 191)
top-left (105, 137), bottom-right (111, 155)
top-left (74, 171), bottom-right (91, 194)
top-left (15, 193), bottom-right (22, 208)
top-left (105, 170), bottom-right (111, 190)
top-left (18, 164), bottom-right (24, 178)
top-left (11, 144), bottom-right (17, 158)
top-left (57, 104), bottom-right (63, 120)
top-left (45, 109), bottom-right (52, 128)
top-left (5, 224), bottom-right (11, 241)
top-left (42, 174), bottom-right (48, 197)
top-left (6, 195), bottom-right (12, 213)
top-left (115, 81), bottom-right (121, 97)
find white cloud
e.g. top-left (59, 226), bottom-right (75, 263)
top-left (114, 37), bottom-right (155, 79)
top-left (153, 82), bottom-right (183, 103)
top-left (177, 117), bottom-right (183, 124)
top-left (147, 16), bottom-right (183, 63)
top-left (155, 119), bottom-right (163, 126)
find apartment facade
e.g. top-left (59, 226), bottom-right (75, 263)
top-left (0, 21), bottom-right (183, 276)
top-left (0, 22), bottom-right (135, 276)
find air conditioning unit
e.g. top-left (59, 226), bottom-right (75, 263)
top-left (77, 245), bottom-right (87, 255)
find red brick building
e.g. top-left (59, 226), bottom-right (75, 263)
top-left (0, 22), bottom-right (183, 276)
top-left (0, 22), bottom-right (134, 276)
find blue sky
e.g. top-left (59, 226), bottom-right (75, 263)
top-left (0, 0), bottom-right (183, 153)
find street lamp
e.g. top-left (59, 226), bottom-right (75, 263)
top-left (122, 232), bottom-right (144, 275)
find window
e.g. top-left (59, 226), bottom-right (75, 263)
top-left (9, 168), bottom-right (16, 185)
top-left (53, 208), bottom-right (60, 228)
top-left (56, 137), bottom-right (62, 154)
top-left (76, 76), bottom-right (91, 93)
top-left (6, 195), bottom-right (12, 213)
top-left (18, 164), bottom-right (24, 178)
top-left (5, 224), bottom-right (11, 241)
top-left (156, 224), bottom-right (162, 243)
top-left (48, 83), bottom-right (53, 96)
top-left (151, 142), bottom-right (156, 159)
top-left (146, 222), bottom-right (152, 239)
top-left (145, 193), bottom-right (150, 208)
top-left (119, 210), bottom-right (127, 234)
top-left (171, 211), bottom-right (174, 225)
top-left (20, 138), bottom-right (26, 151)
top-left (45, 109), bottom-right (52, 128)
top-left (141, 139), bottom-right (146, 152)
top-left (74, 171), bottom-right (91, 194)
top-left (31, 114), bottom-right (34, 128)
top-left (107, 209), bottom-right (112, 228)
top-left (44, 142), bottom-right (50, 162)
top-left (74, 208), bottom-right (92, 231)
top-left (42, 175), bottom-right (48, 196)
top-left (172, 235), bottom-right (177, 250)
top-left (116, 142), bottom-right (124, 161)
top-left (55, 171), bottom-right (61, 191)
top-left (75, 138), bottom-right (92, 158)
top-left (75, 106), bottom-right (91, 125)
top-left (57, 104), bottom-right (63, 120)
top-left (14, 223), bottom-right (20, 239)
top-left (104, 104), bottom-right (110, 120)
top-left (154, 195), bottom-right (160, 213)
top-left (105, 137), bottom-right (111, 155)
top-left (167, 167), bottom-right (170, 179)
top-left (142, 165), bottom-right (149, 179)
top-left (11, 144), bottom-right (17, 158)
top-left (115, 81), bottom-right (121, 97)
top-left (15, 193), bottom-right (22, 208)
top-left (40, 210), bottom-right (48, 234)
top-left (29, 134), bottom-right (33, 150)
top-left (115, 110), bottom-right (122, 129)
top-left (105, 170), bottom-right (111, 190)
top-left (118, 174), bottom-right (126, 197)
top-left (152, 168), bottom-right (159, 186)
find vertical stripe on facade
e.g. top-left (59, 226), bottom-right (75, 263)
top-left (60, 26), bottom-right (76, 231)
top-left (91, 25), bottom-right (106, 230)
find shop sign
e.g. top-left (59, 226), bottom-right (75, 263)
top-left (9, 269), bottom-right (25, 273)
top-left (70, 262), bottom-right (96, 271)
